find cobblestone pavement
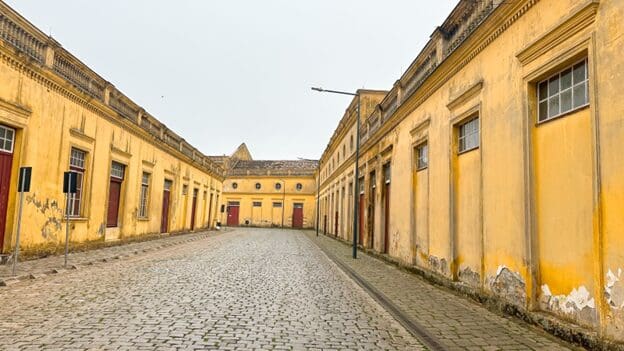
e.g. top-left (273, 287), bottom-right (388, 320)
top-left (0, 228), bottom-right (425, 350)
top-left (0, 230), bottom-right (219, 282)
top-left (305, 231), bottom-right (579, 351)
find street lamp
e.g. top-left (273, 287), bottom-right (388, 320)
top-left (311, 87), bottom-right (360, 259)
top-left (278, 179), bottom-right (286, 228)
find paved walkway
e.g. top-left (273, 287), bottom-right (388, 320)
top-left (0, 228), bottom-right (425, 350)
top-left (305, 230), bottom-right (578, 351)
top-left (0, 230), bottom-right (217, 284)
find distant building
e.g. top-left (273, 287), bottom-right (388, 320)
top-left (217, 144), bottom-right (317, 229)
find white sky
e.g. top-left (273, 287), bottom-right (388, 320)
top-left (6, 0), bottom-right (457, 160)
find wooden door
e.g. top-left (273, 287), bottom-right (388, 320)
top-left (227, 204), bottom-right (239, 226)
top-left (323, 215), bottom-right (327, 234)
top-left (292, 203), bottom-right (303, 228)
top-left (161, 189), bottom-right (170, 233)
top-left (334, 211), bottom-right (338, 236)
top-left (190, 189), bottom-right (198, 230)
top-left (384, 182), bottom-right (390, 253)
top-left (0, 151), bottom-right (13, 251)
top-left (207, 193), bottom-right (214, 229)
top-left (107, 179), bottom-right (122, 227)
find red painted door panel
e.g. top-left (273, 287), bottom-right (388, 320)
top-left (292, 206), bottom-right (303, 228)
top-left (107, 180), bottom-right (121, 227)
top-left (0, 151), bottom-right (13, 251)
top-left (384, 183), bottom-right (390, 253)
top-left (227, 206), bottom-right (239, 226)
top-left (334, 211), bottom-right (338, 236)
top-left (358, 194), bottom-right (365, 246)
top-left (161, 190), bottom-right (170, 233)
top-left (190, 190), bottom-right (198, 230)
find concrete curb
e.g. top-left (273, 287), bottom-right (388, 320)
top-left (312, 231), bottom-right (624, 351)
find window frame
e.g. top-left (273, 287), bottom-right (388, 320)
top-left (255, 182), bottom-right (261, 190)
top-left (537, 58), bottom-right (589, 124)
top-left (416, 142), bottom-right (428, 171)
top-left (0, 125), bottom-right (15, 153)
top-left (457, 117), bottom-right (480, 154)
top-left (252, 201), bottom-right (262, 207)
top-left (138, 172), bottom-right (150, 219)
top-left (67, 147), bottom-right (87, 217)
top-left (296, 183), bottom-right (303, 191)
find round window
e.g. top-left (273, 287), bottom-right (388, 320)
top-left (255, 183), bottom-right (261, 190)
top-left (232, 182), bottom-right (238, 189)
top-left (275, 183), bottom-right (282, 190)
top-left (296, 183), bottom-right (303, 191)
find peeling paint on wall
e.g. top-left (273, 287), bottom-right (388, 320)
top-left (26, 193), bottom-right (64, 241)
top-left (458, 265), bottom-right (480, 287)
top-left (540, 284), bottom-right (597, 325)
top-left (429, 256), bottom-right (450, 277)
top-left (487, 266), bottom-right (526, 307)
top-left (606, 269), bottom-right (624, 310)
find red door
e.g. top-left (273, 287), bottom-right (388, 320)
top-left (358, 193), bottom-right (365, 246)
top-left (161, 189), bottom-right (170, 233)
top-left (323, 215), bottom-right (327, 234)
top-left (292, 203), bottom-right (303, 228)
top-left (369, 192), bottom-right (375, 248)
top-left (334, 211), bottom-right (339, 236)
top-left (207, 193), bottom-right (214, 229)
top-left (107, 179), bottom-right (122, 227)
top-left (384, 183), bottom-right (390, 253)
top-left (190, 189), bottom-right (198, 230)
top-left (0, 151), bottom-right (13, 252)
top-left (227, 203), bottom-right (239, 226)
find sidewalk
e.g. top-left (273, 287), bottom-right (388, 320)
top-left (0, 230), bottom-right (225, 286)
top-left (305, 231), bottom-right (578, 351)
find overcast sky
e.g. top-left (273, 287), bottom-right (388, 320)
top-left (7, 0), bottom-right (456, 160)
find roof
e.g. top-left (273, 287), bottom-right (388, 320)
top-left (228, 160), bottom-right (318, 177)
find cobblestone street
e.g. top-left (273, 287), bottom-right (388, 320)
top-left (0, 229), bottom-right (424, 351)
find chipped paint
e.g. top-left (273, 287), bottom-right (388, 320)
top-left (429, 255), bottom-right (450, 277)
top-left (25, 193), bottom-right (64, 241)
top-left (487, 266), bottom-right (526, 307)
top-left (540, 284), bottom-right (597, 325)
top-left (458, 265), bottom-right (480, 287)
top-left (606, 268), bottom-right (624, 310)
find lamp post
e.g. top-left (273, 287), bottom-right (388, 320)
top-left (311, 87), bottom-right (360, 259)
top-left (315, 165), bottom-right (320, 237)
top-left (279, 179), bottom-right (286, 228)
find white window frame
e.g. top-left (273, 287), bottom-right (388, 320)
top-left (537, 58), bottom-right (589, 123)
top-left (0, 125), bottom-right (15, 153)
top-left (416, 143), bottom-right (428, 170)
top-left (138, 172), bottom-right (150, 218)
top-left (68, 148), bottom-right (87, 217)
top-left (458, 117), bottom-right (479, 154)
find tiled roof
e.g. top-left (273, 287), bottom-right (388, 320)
top-left (228, 160), bottom-right (318, 177)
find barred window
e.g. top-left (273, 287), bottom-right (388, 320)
top-left (253, 201), bottom-right (262, 207)
top-left (67, 148), bottom-right (86, 217)
top-left (458, 118), bottom-right (479, 153)
top-left (538, 59), bottom-right (589, 123)
top-left (273, 202), bottom-right (282, 208)
top-left (383, 164), bottom-right (391, 184)
top-left (138, 172), bottom-right (150, 218)
top-left (416, 143), bottom-right (428, 170)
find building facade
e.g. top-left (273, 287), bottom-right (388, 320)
top-left (218, 144), bottom-right (317, 229)
top-left (0, 2), bottom-right (224, 256)
top-left (317, 0), bottom-right (624, 342)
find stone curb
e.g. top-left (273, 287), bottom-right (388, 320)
top-left (0, 231), bottom-right (219, 288)
top-left (312, 231), bottom-right (624, 351)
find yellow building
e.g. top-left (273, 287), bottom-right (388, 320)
top-left (318, 0), bottom-right (624, 342)
top-left (218, 144), bottom-right (317, 229)
top-left (0, 2), bottom-right (224, 256)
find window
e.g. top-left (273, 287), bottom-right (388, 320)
top-left (111, 162), bottom-right (125, 179)
top-left (296, 183), bottom-right (303, 191)
top-left (255, 182), bottom-right (261, 190)
top-left (416, 143), bottom-right (428, 170)
top-left (164, 179), bottom-right (173, 191)
top-left (253, 201), bottom-right (262, 207)
top-left (138, 172), bottom-right (150, 218)
top-left (67, 148), bottom-right (86, 217)
top-left (538, 58), bottom-right (589, 122)
top-left (182, 184), bottom-right (189, 195)
top-left (0, 125), bottom-right (15, 153)
top-left (384, 164), bottom-right (391, 184)
top-left (275, 182), bottom-right (282, 190)
top-left (458, 118), bottom-right (479, 153)
top-left (232, 182), bottom-right (238, 189)
top-left (273, 202), bottom-right (282, 208)
top-left (350, 135), bottom-right (354, 151)
top-left (343, 144), bottom-right (346, 157)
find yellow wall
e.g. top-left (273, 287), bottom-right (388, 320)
top-left (316, 0), bottom-right (624, 339)
top-left (0, 10), bottom-right (223, 253)
top-left (221, 177), bottom-right (316, 228)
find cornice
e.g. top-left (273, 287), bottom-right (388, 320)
top-left (516, 0), bottom-right (599, 65)
top-left (0, 43), bottom-right (224, 181)
top-left (69, 127), bottom-right (95, 144)
top-left (360, 0), bottom-right (540, 154)
top-left (447, 81), bottom-right (484, 110)
top-left (0, 95), bottom-right (31, 118)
